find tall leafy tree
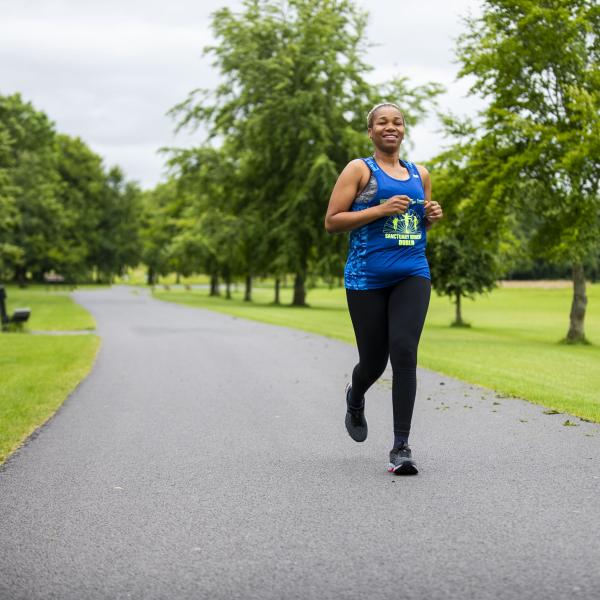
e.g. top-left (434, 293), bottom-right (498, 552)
top-left (91, 167), bottom-right (142, 282)
top-left (427, 114), bottom-right (523, 326)
top-left (173, 0), bottom-right (442, 305)
top-left (167, 146), bottom-right (247, 296)
top-left (0, 126), bottom-right (22, 277)
top-left (140, 180), bottom-right (185, 285)
top-left (54, 134), bottom-right (107, 280)
top-left (0, 93), bottom-right (63, 284)
top-left (457, 0), bottom-right (600, 343)
top-left (427, 158), bottom-right (498, 325)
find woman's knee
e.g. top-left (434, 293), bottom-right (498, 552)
top-left (355, 355), bottom-right (388, 383)
top-left (389, 336), bottom-right (417, 368)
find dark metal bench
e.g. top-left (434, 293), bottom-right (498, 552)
top-left (0, 286), bottom-right (31, 331)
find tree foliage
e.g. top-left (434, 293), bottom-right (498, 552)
top-left (456, 0), bottom-right (600, 341)
top-left (0, 93), bottom-right (142, 284)
top-left (427, 141), bottom-right (504, 325)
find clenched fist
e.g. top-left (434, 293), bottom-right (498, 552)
top-left (379, 195), bottom-right (411, 217)
top-left (424, 200), bottom-right (443, 224)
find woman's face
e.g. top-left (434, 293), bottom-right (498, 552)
top-left (368, 106), bottom-right (405, 152)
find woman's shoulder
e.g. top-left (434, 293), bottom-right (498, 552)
top-left (340, 158), bottom-right (372, 180)
top-left (414, 163), bottom-right (430, 177)
top-left (347, 157), bottom-right (371, 170)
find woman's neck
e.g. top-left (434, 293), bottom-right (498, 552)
top-left (373, 149), bottom-right (400, 166)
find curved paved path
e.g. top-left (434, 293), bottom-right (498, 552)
top-left (1, 286), bottom-right (599, 600)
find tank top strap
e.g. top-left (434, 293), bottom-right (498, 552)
top-left (401, 160), bottom-right (421, 181)
top-left (364, 157), bottom-right (419, 178)
top-left (362, 157), bottom-right (380, 173)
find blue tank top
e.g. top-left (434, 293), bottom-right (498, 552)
top-left (344, 157), bottom-right (430, 290)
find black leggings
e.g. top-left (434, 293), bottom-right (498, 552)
top-left (346, 276), bottom-right (431, 437)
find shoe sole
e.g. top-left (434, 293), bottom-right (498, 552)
top-left (388, 461), bottom-right (418, 475)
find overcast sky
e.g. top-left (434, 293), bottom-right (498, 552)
top-left (0, 0), bottom-right (484, 189)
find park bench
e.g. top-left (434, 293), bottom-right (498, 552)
top-left (0, 286), bottom-right (31, 331)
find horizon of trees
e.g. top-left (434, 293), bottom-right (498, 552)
top-left (0, 93), bottom-right (142, 285)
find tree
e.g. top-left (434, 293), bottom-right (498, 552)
top-left (0, 127), bottom-right (22, 278)
top-left (166, 146), bottom-right (248, 296)
top-left (140, 180), bottom-right (185, 285)
top-left (173, 0), bottom-right (442, 305)
top-left (0, 93), bottom-right (63, 284)
top-left (90, 167), bottom-right (142, 282)
top-left (54, 134), bottom-right (107, 280)
top-left (457, 0), bottom-right (600, 343)
top-left (427, 131), bottom-right (510, 326)
top-left (428, 227), bottom-right (500, 327)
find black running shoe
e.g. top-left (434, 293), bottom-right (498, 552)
top-left (388, 443), bottom-right (418, 475)
top-left (345, 384), bottom-right (367, 442)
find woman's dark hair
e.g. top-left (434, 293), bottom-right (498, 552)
top-left (367, 103), bottom-right (405, 129)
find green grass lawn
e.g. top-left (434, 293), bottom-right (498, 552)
top-left (154, 283), bottom-right (600, 423)
top-left (0, 335), bottom-right (100, 463)
top-left (0, 285), bottom-right (99, 463)
top-left (4, 285), bottom-right (97, 331)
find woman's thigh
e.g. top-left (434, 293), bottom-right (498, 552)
top-left (387, 277), bottom-right (431, 363)
top-left (346, 287), bottom-right (390, 362)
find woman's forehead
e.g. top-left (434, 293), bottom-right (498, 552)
top-left (374, 106), bottom-right (403, 120)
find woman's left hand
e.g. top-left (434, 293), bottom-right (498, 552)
top-left (424, 200), bottom-right (443, 224)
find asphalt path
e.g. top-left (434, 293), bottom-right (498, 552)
top-left (1, 286), bottom-right (599, 600)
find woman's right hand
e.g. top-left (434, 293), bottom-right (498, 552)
top-left (378, 195), bottom-right (411, 216)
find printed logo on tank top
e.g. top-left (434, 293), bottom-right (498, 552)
top-left (380, 198), bottom-right (425, 246)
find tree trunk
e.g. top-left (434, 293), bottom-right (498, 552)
top-left (453, 290), bottom-right (463, 326)
top-left (244, 275), bottom-right (252, 302)
top-left (175, 272), bottom-right (181, 284)
top-left (292, 271), bottom-right (307, 306)
top-left (210, 273), bottom-right (220, 297)
top-left (565, 262), bottom-right (587, 343)
top-left (274, 277), bottom-right (281, 305)
top-left (15, 266), bottom-right (27, 288)
top-left (225, 272), bottom-right (232, 300)
top-left (146, 266), bottom-right (155, 286)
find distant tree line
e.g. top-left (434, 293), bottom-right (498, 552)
top-left (0, 93), bottom-right (142, 284)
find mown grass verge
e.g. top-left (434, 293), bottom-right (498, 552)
top-left (154, 283), bottom-right (600, 423)
top-left (4, 285), bottom-right (97, 331)
top-left (0, 285), bottom-right (99, 463)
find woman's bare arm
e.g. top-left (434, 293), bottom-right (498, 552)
top-left (417, 164), bottom-right (442, 228)
top-left (325, 160), bottom-right (411, 233)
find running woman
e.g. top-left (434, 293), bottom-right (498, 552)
top-left (324, 102), bottom-right (443, 475)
